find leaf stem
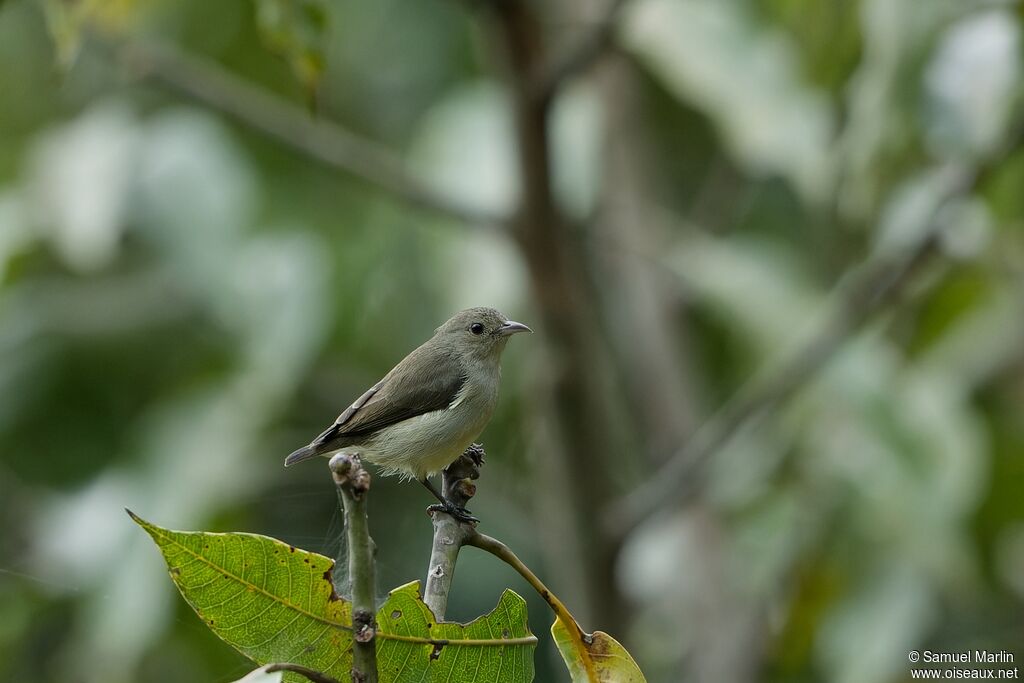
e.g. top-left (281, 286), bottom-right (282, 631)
top-left (467, 532), bottom-right (598, 681)
top-left (331, 454), bottom-right (378, 683)
top-left (265, 663), bottom-right (342, 683)
top-left (419, 446), bottom-right (598, 677)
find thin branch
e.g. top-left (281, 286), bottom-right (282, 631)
top-left (534, 0), bottom-right (631, 103)
top-left (417, 446), bottom-right (601, 678)
top-left (422, 446), bottom-right (485, 620)
top-left (605, 153), bottom-right (1014, 537)
top-left (121, 41), bottom-right (507, 229)
top-left (419, 447), bottom-right (593, 647)
top-left (606, 234), bottom-right (942, 538)
top-left (466, 531), bottom-right (598, 681)
top-left (330, 454), bottom-right (378, 683)
top-left (467, 532), bottom-right (587, 638)
top-left (265, 663), bottom-right (342, 683)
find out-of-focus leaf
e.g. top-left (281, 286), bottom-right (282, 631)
top-left (924, 10), bottom-right (1021, 159)
top-left (551, 83), bottom-right (602, 219)
top-left (994, 523), bottom-right (1024, 600)
top-left (26, 100), bottom-right (139, 272)
top-left (623, 0), bottom-right (835, 203)
top-left (40, 0), bottom-right (144, 69)
top-left (254, 0), bottom-right (329, 101)
top-left (817, 564), bottom-right (937, 683)
top-left (670, 233), bottom-right (820, 355)
top-left (0, 191), bottom-right (32, 284)
top-left (872, 165), bottom-right (962, 257)
top-left (551, 618), bottom-right (646, 683)
top-left (409, 83), bottom-right (516, 222)
top-left (132, 513), bottom-right (537, 682)
top-left (836, 0), bottom-right (960, 220)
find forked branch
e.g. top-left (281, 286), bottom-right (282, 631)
top-left (422, 446), bottom-right (592, 651)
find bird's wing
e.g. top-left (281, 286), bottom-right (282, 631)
top-left (312, 345), bottom-right (466, 446)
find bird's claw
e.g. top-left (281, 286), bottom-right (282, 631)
top-left (427, 502), bottom-right (480, 524)
top-left (463, 443), bottom-right (486, 467)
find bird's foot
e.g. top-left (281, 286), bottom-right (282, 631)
top-left (427, 501), bottom-right (480, 525)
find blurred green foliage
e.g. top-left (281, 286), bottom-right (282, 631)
top-left (0, 0), bottom-right (1022, 682)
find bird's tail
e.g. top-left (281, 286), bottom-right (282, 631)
top-left (284, 444), bottom-right (319, 467)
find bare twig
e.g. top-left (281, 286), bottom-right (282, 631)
top-left (330, 454), bottom-right (378, 683)
top-left (534, 0), bottom-right (631, 103)
top-left (422, 445), bottom-right (485, 620)
top-left (122, 42), bottom-right (506, 229)
top-left (265, 663), bottom-right (342, 683)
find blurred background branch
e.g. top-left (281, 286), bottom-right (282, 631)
top-left (613, 117), bottom-right (1024, 537)
top-left (123, 41), bottom-right (506, 229)
top-left (534, 0), bottom-right (631, 103)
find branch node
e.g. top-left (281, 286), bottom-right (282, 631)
top-left (353, 609), bottom-right (376, 643)
top-left (330, 453), bottom-right (371, 497)
top-left (440, 445), bottom-right (485, 508)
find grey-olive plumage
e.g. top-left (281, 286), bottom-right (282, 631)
top-left (285, 308), bottom-right (530, 496)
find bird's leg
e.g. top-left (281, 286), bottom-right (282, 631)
top-left (426, 502), bottom-right (479, 524)
top-left (421, 476), bottom-right (479, 525)
top-left (419, 477), bottom-right (447, 505)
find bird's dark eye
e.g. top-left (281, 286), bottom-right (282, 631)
top-left (470, 322), bottom-right (485, 335)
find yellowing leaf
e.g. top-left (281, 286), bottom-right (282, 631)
top-left (130, 511), bottom-right (536, 682)
top-left (551, 618), bottom-right (646, 683)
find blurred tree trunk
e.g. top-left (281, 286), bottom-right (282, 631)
top-left (688, 509), bottom-right (767, 683)
top-left (592, 53), bottom-right (770, 681)
top-left (485, 0), bottom-right (625, 629)
top-left (592, 56), bottom-right (701, 465)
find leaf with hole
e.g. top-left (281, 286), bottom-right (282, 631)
top-left (130, 511), bottom-right (536, 682)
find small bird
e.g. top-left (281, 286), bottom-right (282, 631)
top-left (285, 307), bottom-right (531, 522)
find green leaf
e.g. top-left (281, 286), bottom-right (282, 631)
top-left (130, 511), bottom-right (536, 682)
top-left (551, 618), bottom-right (646, 683)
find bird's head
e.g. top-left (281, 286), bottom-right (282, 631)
top-left (436, 307), bottom-right (532, 360)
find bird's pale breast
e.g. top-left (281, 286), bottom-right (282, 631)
top-left (356, 370), bottom-right (498, 480)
